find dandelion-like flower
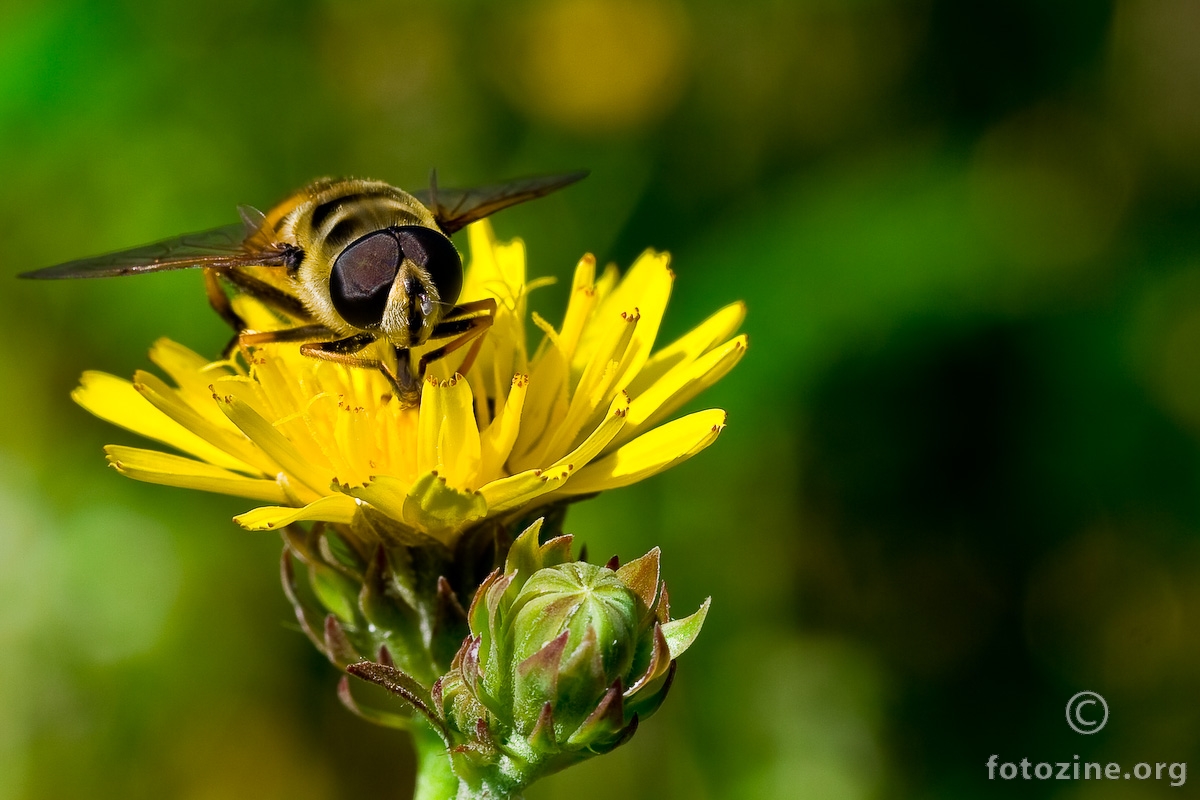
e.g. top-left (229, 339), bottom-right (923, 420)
top-left (71, 219), bottom-right (742, 799)
top-left (75, 220), bottom-right (746, 545)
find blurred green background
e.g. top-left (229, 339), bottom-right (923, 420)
top-left (3, 0), bottom-right (1200, 797)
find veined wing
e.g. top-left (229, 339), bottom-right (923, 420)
top-left (413, 171), bottom-right (588, 234)
top-left (20, 209), bottom-right (294, 279)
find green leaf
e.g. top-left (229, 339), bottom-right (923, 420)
top-left (661, 597), bottom-right (710, 659)
top-left (321, 528), bottom-right (366, 573)
top-left (310, 562), bottom-right (361, 624)
top-left (504, 518), bottom-right (545, 578)
top-left (615, 547), bottom-right (660, 612)
top-left (359, 547), bottom-right (420, 633)
top-left (324, 614), bottom-right (362, 665)
top-left (347, 662), bottom-right (448, 741)
top-left (337, 676), bottom-right (414, 730)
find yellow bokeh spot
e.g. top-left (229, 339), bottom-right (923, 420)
top-left (490, 0), bottom-right (690, 133)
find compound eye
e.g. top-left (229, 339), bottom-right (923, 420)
top-left (330, 230), bottom-right (401, 329)
top-left (392, 226), bottom-right (463, 307)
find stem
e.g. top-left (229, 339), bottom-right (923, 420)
top-left (410, 721), bottom-right (527, 800)
top-left (411, 721), bottom-right (459, 800)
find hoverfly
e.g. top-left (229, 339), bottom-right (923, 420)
top-left (21, 172), bottom-right (586, 404)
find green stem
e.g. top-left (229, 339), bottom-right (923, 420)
top-left (410, 722), bottom-right (527, 800)
top-left (411, 722), bottom-right (459, 800)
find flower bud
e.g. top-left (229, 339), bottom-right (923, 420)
top-left (429, 518), bottom-right (710, 791)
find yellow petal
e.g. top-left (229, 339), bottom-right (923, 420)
top-left (211, 374), bottom-right (275, 420)
top-left (479, 374), bottom-right (528, 483)
top-left (133, 371), bottom-right (273, 475)
top-left (572, 305), bottom-right (638, 402)
top-left (534, 310), bottom-right (636, 465)
top-left (234, 493), bottom-right (360, 530)
top-left (371, 403), bottom-right (420, 483)
top-left (104, 445), bottom-right (288, 503)
top-left (494, 237), bottom-right (528, 297)
top-left (147, 338), bottom-right (241, 424)
top-left (417, 375), bottom-right (481, 488)
top-left (343, 474), bottom-right (408, 521)
top-left (558, 409), bottom-right (727, 495)
top-left (460, 222), bottom-right (530, 396)
top-left (464, 220), bottom-right (527, 300)
top-left (74, 372), bottom-right (254, 474)
top-left (604, 251), bottom-right (674, 393)
top-left (247, 347), bottom-right (305, 418)
top-left (276, 400), bottom-right (357, 488)
top-left (416, 376), bottom-right (444, 476)
top-left (619, 334), bottom-right (748, 444)
top-left (297, 391), bottom-right (388, 488)
top-left (464, 220), bottom-right (502, 293)
top-left (478, 464), bottom-right (573, 515)
top-left (481, 392), bottom-right (627, 513)
top-left (548, 390), bottom-right (628, 471)
top-left (627, 301), bottom-right (747, 398)
top-left (557, 254), bottom-right (598, 361)
top-left (509, 346), bottom-right (569, 472)
top-left (147, 337), bottom-right (211, 378)
top-left (440, 375), bottom-right (482, 489)
top-left (488, 299), bottom-right (527, 384)
top-left (593, 262), bottom-right (620, 305)
top-left (214, 392), bottom-right (329, 501)
top-left (572, 250), bottom-right (672, 381)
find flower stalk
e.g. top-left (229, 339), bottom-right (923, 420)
top-left (412, 722), bottom-right (460, 800)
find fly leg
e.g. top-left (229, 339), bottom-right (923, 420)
top-left (299, 332), bottom-right (381, 364)
top-left (299, 334), bottom-right (413, 403)
top-left (416, 297), bottom-right (497, 379)
top-left (239, 324), bottom-right (334, 348)
top-left (206, 268), bottom-right (316, 356)
top-left (205, 268), bottom-right (244, 331)
top-left (221, 269), bottom-right (312, 320)
top-left (205, 269), bottom-right (249, 356)
top-left (393, 347), bottom-right (420, 405)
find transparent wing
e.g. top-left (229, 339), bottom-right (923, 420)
top-left (412, 171), bottom-right (588, 234)
top-left (19, 212), bottom-right (292, 279)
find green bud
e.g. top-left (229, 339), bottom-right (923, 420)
top-left (426, 518), bottom-right (711, 794)
top-left (511, 562), bottom-right (638, 736)
top-left (512, 563), bottom-right (638, 669)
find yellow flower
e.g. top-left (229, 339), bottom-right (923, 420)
top-left (74, 220), bottom-right (746, 544)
